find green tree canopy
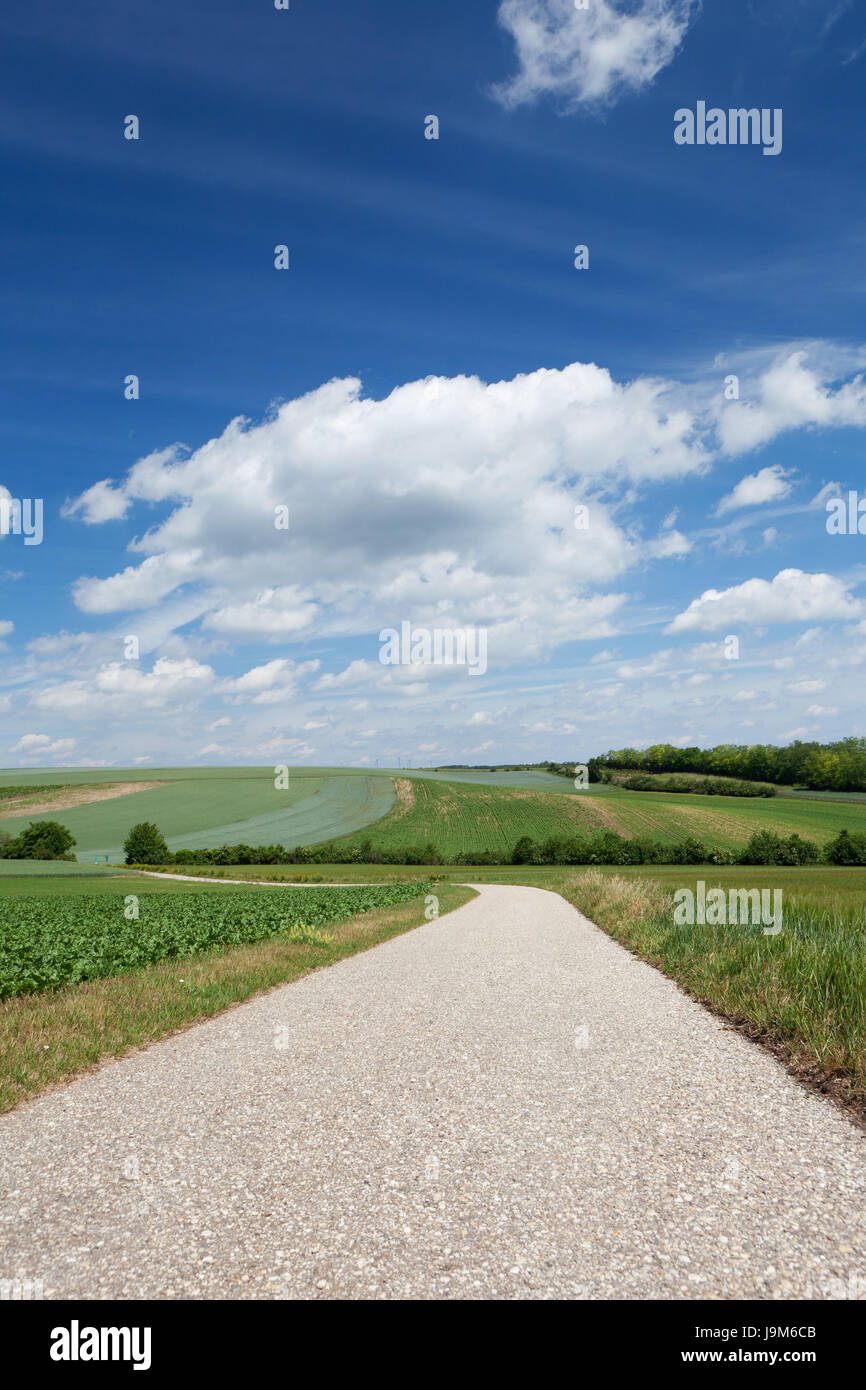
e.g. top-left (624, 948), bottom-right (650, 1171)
top-left (2, 820), bottom-right (76, 860)
top-left (123, 822), bottom-right (170, 865)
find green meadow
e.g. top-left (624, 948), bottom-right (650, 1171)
top-left (4, 765), bottom-right (866, 864)
top-left (0, 770), bottom-right (395, 861)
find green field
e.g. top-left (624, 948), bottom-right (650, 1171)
top-left (0, 882), bottom-right (432, 997)
top-left (5, 764), bottom-right (866, 863)
top-left (399, 768), bottom-right (582, 792)
top-left (582, 785), bottom-right (866, 846)
top-left (0, 771), bottom-right (395, 861)
top-left (0, 868), bottom-right (237, 896)
top-left (329, 775), bottom-right (866, 856)
top-left (0, 859), bottom-right (127, 878)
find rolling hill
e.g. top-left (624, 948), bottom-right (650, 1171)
top-left (4, 765), bottom-right (866, 862)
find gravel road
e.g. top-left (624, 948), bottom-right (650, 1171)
top-left (1, 883), bottom-right (864, 1300)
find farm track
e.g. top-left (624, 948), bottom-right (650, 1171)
top-left (1, 884), bottom-right (863, 1299)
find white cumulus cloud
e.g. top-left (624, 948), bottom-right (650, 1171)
top-left (492, 0), bottom-right (698, 109)
top-left (716, 465), bottom-right (793, 515)
top-left (667, 569), bottom-right (863, 634)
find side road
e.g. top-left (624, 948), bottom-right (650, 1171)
top-left (0, 884), bottom-right (863, 1299)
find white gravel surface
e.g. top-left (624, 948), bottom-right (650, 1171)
top-left (1, 883), bottom-right (864, 1300)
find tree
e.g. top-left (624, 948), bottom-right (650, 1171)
top-left (123, 822), bottom-right (170, 865)
top-left (2, 820), bottom-right (76, 860)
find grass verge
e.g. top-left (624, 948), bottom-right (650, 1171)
top-left (0, 883), bottom-right (474, 1113)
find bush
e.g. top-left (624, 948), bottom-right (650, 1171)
top-left (738, 830), bottom-right (820, 866)
top-left (2, 820), bottom-right (76, 860)
top-left (824, 829), bottom-right (866, 866)
top-left (124, 822), bottom-right (170, 865)
top-left (511, 836), bottom-right (543, 864)
top-left (668, 836), bottom-right (709, 865)
top-left (631, 836), bottom-right (665, 864)
top-left (710, 847), bottom-right (737, 866)
top-left (775, 833), bottom-right (819, 866)
top-left (739, 830), bottom-right (785, 865)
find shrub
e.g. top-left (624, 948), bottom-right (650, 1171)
top-left (775, 833), bottom-right (819, 866)
top-left (632, 836), bottom-right (670, 864)
top-left (710, 847), bottom-right (737, 866)
top-left (511, 836), bottom-right (543, 864)
top-left (669, 836), bottom-right (709, 865)
top-left (135, 825), bottom-right (850, 869)
top-left (738, 830), bottom-right (820, 866)
top-left (824, 829), bottom-right (866, 866)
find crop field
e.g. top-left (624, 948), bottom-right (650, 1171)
top-left (0, 766), bottom-right (382, 787)
top-left (0, 771), bottom-right (395, 861)
top-left (323, 775), bottom-right (866, 855)
top-left (331, 778), bottom-right (603, 855)
top-left (4, 764), bottom-right (866, 863)
top-left (583, 785), bottom-right (866, 847)
top-left (0, 882), bottom-right (430, 997)
top-left (399, 769), bottom-right (581, 793)
top-left (325, 775), bottom-right (866, 856)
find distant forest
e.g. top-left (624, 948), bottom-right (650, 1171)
top-left (447, 740), bottom-right (866, 794)
top-left (585, 739), bottom-right (866, 793)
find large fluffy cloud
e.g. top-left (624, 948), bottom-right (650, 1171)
top-left (667, 569), bottom-right (863, 634)
top-left (32, 657), bottom-right (216, 716)
top-left (9, 345), bottom-right (862, 764)
top-left (63, 363), bottom-right (710, 659)
top-left (492, 0), bottom-right (698, 109)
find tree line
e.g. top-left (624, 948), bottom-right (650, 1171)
top-left (582, 738), bottom-right (866, 792)
top-left (122, 821), bottom-right (866, 868)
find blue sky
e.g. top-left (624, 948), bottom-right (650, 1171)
top-left (1, 0), bottom-right (866, 768)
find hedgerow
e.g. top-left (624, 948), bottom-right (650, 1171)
top-left (134, 827), bottom-right (836, 868)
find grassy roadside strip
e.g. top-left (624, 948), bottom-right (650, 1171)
top-left (558, 869), bottom-right (866, 1127)
top-left (0, 882), bottom-right (475, 1113)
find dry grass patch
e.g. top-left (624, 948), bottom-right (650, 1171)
top-left (1, 781), bottom-right (167, 817)
top-left (391, 777), bottom-right (416, 819)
